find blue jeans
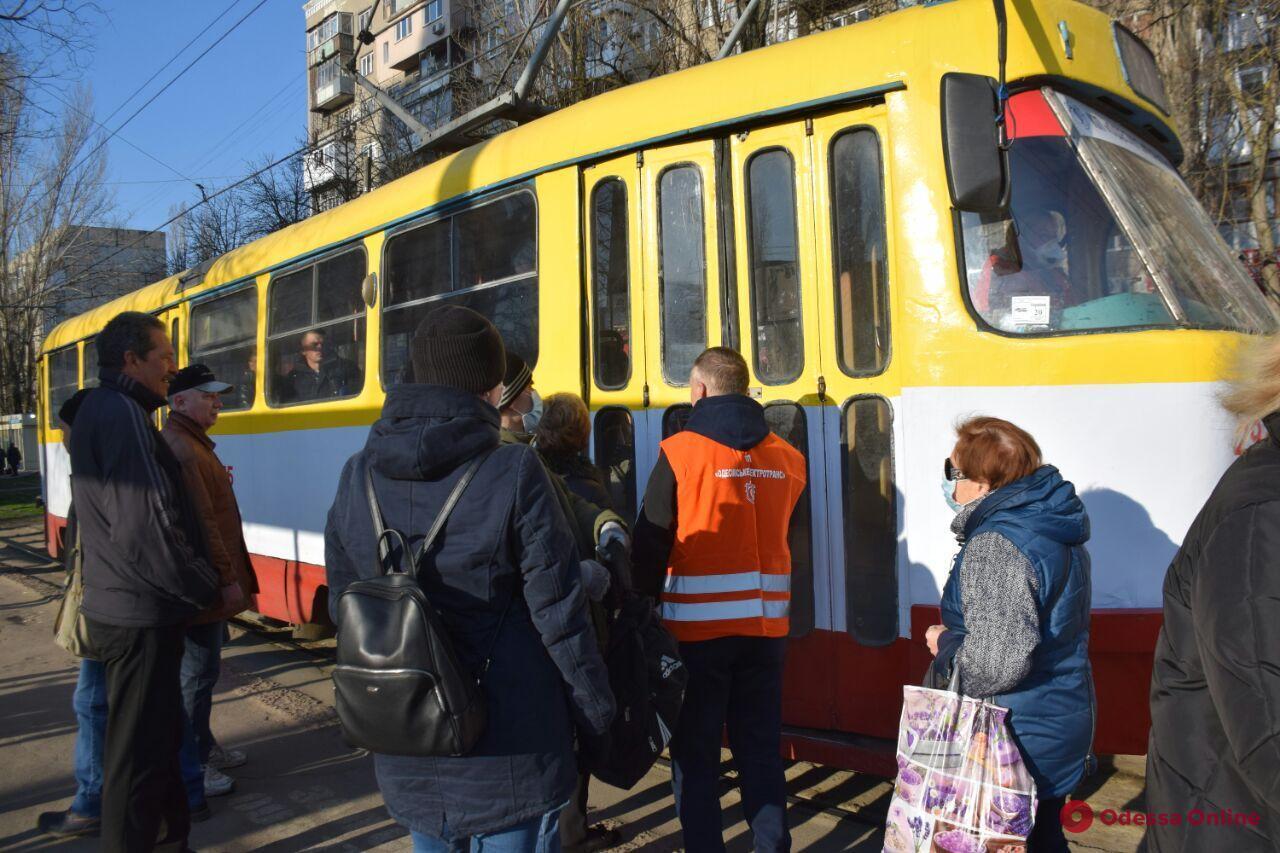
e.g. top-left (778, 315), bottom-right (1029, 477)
top-left (69, 658), bottom-right (206, 818)
top-left (70, 659), bottom-right (107, 817)
top-left (181, 621), bottom-right (225, 765)
top-left (410, 804), bottom-right (565, 852)
top-left (670, 636), bottom-right (790, 853)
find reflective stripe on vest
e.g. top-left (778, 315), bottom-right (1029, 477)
top-left (659, 428), bottom-right (806, 643)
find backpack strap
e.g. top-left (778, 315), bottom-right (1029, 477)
top-left (365, 464), bottom-right (411, 576)
top-left (412, 448), bottom-right (493, 571)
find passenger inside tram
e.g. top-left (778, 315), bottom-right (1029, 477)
top-left (283, 328), bottom-right (361, 402)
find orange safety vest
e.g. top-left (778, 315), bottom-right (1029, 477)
top-left (659, 429), bottom-right (807, 642)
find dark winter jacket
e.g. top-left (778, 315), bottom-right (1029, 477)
top-left (69, 370), bottom-right (219, 627)
top-left (324, 383), bottom-right (615, 837)
top-left (631, 394), bottom-right (771, 599)
top-left (285, 354), bottom-right (360, 402)
top-left (1143, 412), bottom-right (1280, 852)
top-left (937, 465), bottom-right (1094, 798)
top-left (539, 450), bottom-right (615, 514)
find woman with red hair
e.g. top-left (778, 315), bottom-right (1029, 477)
top-left (926, 416), bottom-right (1094, 852)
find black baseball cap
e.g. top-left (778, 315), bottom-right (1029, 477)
top-left (168, 364), bottom-right (232, 397)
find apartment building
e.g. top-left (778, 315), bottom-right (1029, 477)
top-left (303, 0), bottom-right (478, 211)
top-left (37, 226), bottom-right (167, 337)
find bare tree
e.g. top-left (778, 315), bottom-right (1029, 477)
top-left (243, 150), bottom-right (311, 236)
top-left (0, 79), bottom-right (115, 413)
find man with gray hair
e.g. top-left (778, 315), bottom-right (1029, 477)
top-left (162, 365), bottom-right (258, 799)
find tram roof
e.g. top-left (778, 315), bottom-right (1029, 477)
top-left (43, 0), bottom-right (1169, 353)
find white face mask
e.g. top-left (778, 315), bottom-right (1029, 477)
top-left (519, 388), bottom-right (543, 433)
top-left (1031, 239), bottom-right (1066, 267)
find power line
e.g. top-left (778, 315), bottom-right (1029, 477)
top-left (75, 103), bottom-right (391, 283)
top-left (29, 79), bottom-right (196, 184)
top-left (61, 0), bottom-right (272, 188)
top-left (94, 0), bottom-right (250, 134)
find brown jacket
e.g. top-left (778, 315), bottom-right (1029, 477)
top-left (162, 412), bottom-right (258, 623)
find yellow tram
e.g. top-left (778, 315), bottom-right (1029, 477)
top-left (38, 0), bottom-right (1276, 768)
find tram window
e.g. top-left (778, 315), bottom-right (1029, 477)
top-left (191, 287), bottom-right (258, 411)
top-left (455, 193), bottom-right (536, 286)
top-left (266, 247), bottom-right (367, 406)
top-left (48, 347), bottom-right (79, 429)
top-left (764, 402), bottom-right (813, 637)
top-left (748, 150), bottom-right (804, 384)
top-left (658, 165), bottom-right (707, 385)
top-left (841, 395), bottom-right (898, 646)
top-left (82, 337), bottom-right (99, 388)
top-left (382, 191), bottom-right (539, 386)
top-left (662, 403), bottom-right (693, 438)
top-left (831, 128), bottom-right (890, 377)
top-left (591, 179), bottom-right (631, 390)
top-left (593, 407), bottom-right (637, 522)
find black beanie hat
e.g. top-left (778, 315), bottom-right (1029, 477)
top-left (498, 353), bottom-right (532, 410)
top-left (410, 305), bottom-right (505, 394)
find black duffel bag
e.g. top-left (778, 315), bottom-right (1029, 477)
top-left (332, 451), bottom-right (508, 757)
top-left (591, 586), bottom-right (688, 790)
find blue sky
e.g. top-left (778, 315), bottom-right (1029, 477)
top-left (41, 0), bottom-right (308, 232)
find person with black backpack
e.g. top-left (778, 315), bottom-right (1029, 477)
top-left (324, 305), bottom-right (615, 852)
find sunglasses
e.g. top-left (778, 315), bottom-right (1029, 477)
top-left (944, 458), bottom-right (967, 482)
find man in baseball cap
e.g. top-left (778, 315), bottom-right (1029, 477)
top-left (162, 363), bottom-right (258, 804)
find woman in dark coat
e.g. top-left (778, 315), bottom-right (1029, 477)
top-left (534, 393), bottom-right (614, 511)
top-left (1143, 337), bottom-right (1280, 853)
top-left (325, 307), bottom-right (613, 852)
top-left (926, 416), bottom-right (1094, 853)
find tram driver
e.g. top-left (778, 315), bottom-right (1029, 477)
top-left (973, 208), bottom-right (1076, 330)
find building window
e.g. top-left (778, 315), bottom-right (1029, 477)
top-left (266, 248), bottom-right (367, 406)
top-left (841, 395), bottom-right (897, 646)
top-left (47, 347), bottom-right (79, 429)
top-left (382, 190), bottom-right (538, 386)
top-left (426, 0), bottom-right (443, 23)
top-left (358, 5), bottom-right (373, 31)
top-left (359, 52), bottom-right (373, 77)
top-left (746, 148), bottom-right (803, 384)
top-left (830, 127), bottom-right (890, 377)
top-left (191, 287), bottom-right (258, 411)
top-left (395, 14), bottom-right (414, 40)
top-left (657, 164), bottom-right (707, 386)
top-left (590, 178), bottom-right (631, 390)
top-left (383, 41), bottom-right (390, 63)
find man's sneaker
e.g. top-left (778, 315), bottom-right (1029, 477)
top-left (207, 743), bottom-right (246, 770)
top-left (203, 765), bottom-right (235, 797)
top-left (36, 809), bottom-right (100, 838)
top-left (190, 800), bottom-right (212, 823)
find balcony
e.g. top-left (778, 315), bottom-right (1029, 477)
top-left (303, 141), bottom-right (354, 192)
top-left (303, 0), bottom-right (339, 28)
top-left (312, 62), bottom-right (355, 112)
top-left (309, 32), bottom-right (355, 66)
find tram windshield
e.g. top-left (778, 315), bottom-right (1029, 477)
top-left (961, 90), bottom-right (1278, 335)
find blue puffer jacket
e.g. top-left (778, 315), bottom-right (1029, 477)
top-left (325, 383), bottom-right (615, 837)
top-left (939, 465), bottom-right (1095, 798)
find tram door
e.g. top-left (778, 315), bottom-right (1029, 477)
top-left (583, 141), bottom-right (726, 519)
top-left (155, 304), bottom-right (187, 428)
top-left (725, 120), bottom-right (835, 729)
top-left (810, 105), bottom-right (904, 739)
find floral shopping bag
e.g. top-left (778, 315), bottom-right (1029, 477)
top-left (882, 680), bottom-right (1037, 852)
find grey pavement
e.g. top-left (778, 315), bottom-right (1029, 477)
top-left (0, 518), bottom-right (1144, 851)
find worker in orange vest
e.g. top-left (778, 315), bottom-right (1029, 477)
top-left (633, 346), bottom-right (806, 853)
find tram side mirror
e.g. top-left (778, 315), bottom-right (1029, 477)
top-left (941, 73), bottom-right (1010, 215)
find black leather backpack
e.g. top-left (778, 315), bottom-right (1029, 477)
top-left (332, 451), bottom-right (508, 757)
